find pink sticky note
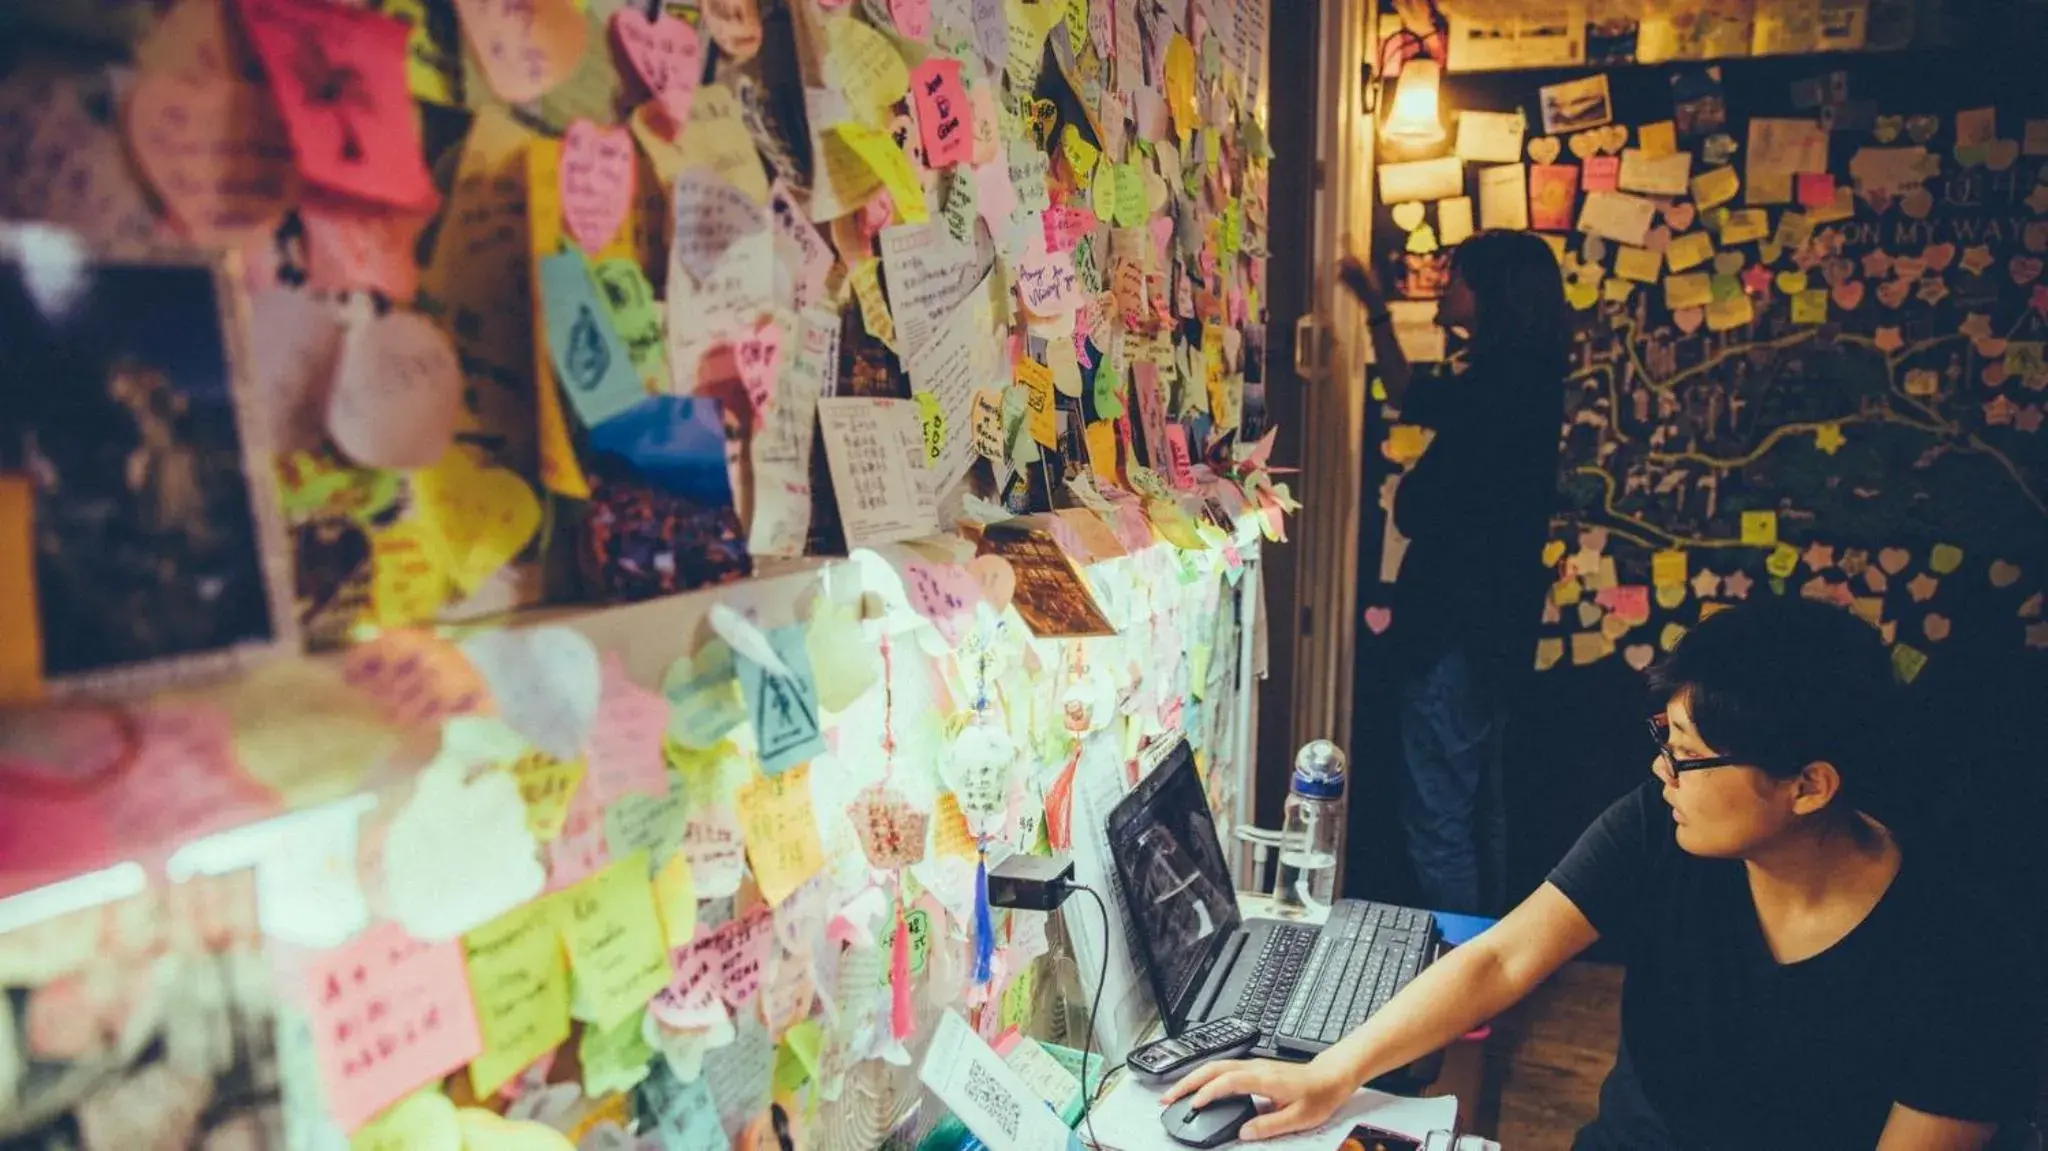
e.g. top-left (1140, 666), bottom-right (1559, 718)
top-left (453, 0), bottom-right (588, 103)
top-left (238, 0), bottom-right (437, 210)
top-left (547, 786), bottom-right (613, 891)
top-left (99, 706), bottom-right (278, 855)
top-left (910, 58), bottom-right (972, 169)
top-left (1133, 362), bottom-right (1170, 469)
top-left (303, 921), bottom-right (483, 1132)
top-left (585, 656), bottom-right (673, 804)
top-left (1595, 584), bottom-right (1652, 622)
top-left (1042, 205), bottom-right (1099, 253)
top-left (1797, 172), bottom-right (1836, 209)
top-left (610, 9), bottom-right (703, 124)
top-left (559, 119), bottom-right (636, 255)
top-left (902, 560), bottom-right (982, 644)
top-left (717, 906), bottom-right (774, 1007)
top-left (124, 70), bottom-right (297, 245)
top-left (973, 159), bottom-right (1019, 229)
top-left (1015, 229), bottom-right (1082, 316)
top-left (890, 0), bottom-right (931, 39)
top-left (733, 320), bottom-right (784, 418)
top-left (1582, 155), bottom-right (1620, 193)
top-left (1112, 501), bottom-right (1154, 552)
top-left (301, 200), bottom-right (425, 299)
top-left (650, 934), bottom-right (723, 1027)
top-left (1164, 425), bottom-right (1196, 489)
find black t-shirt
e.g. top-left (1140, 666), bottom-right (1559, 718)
top-left (1389, 352), bottom-right (1561, 685)
top-left (1551, 783), bottom-right (2041, 1150)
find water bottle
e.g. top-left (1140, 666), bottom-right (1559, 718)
top-left (1273, 740), bottom-right (1346, 916)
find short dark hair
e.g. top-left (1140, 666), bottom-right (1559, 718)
top-left (1648, 596), bottom-right (1900, 815)
top-left (1449, 230), bottom-right (1572, 371)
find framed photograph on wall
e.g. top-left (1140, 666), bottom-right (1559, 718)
top-left (0, 225), bottom-right (297, 698)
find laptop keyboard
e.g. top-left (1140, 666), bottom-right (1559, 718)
top-left (1231, 923), bottom-right (1318, 1043)
top-left (1274, 902), bottom-right (1433, 1053)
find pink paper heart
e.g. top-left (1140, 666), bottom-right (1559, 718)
top-left (1822, 258), bottom-right (1855, 287)
top-left (611, 10), bottom-right (703, 124)
top-left (1892, 256), bottom-right (1926, 280)
top-left (1363, 606), bottom-right (1393, 635)
top-left (1974, 337), bottom-right (2008, 357)
top-left (966, 555), bottom-right (1015, 611)
top-left (1674, 307), bottom-right (1705, 334)
top-left (889, 0), bottom-right (932, 40)
top-left (1900, 187), bottom-right (1934, 219)
top-left (1984, 362), bottom-right (2010, 386)
top-left (126, 71), bottom-right (298, 245)
top-left (1831, 280), bottom-right (1865, 310)
top-left (1877, 278), bottom-right (1912, 308)
top-left (1645, 226), bottom-right (1673, 253)
top-left (1878, 547), bottom-right (1911, 575)
top-left (559, 120), bottom-right (636, 255)
top-left (2013, 256), bottom-right (2045, 285)
top-left (733, 321), bottom-right (783, 416)
top-left (1862, 187), bottom-right (1894, 213)
top-left (1921, 243), bottom-right (1955, 271)
top-left (1663, 203), bottom-right (1696, 231)
top-left (1623, 644), bottom-right (1656, 671)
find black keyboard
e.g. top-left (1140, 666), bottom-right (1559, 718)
top-left (1230, 922), bottom-right (1318, 1045)
top-left (1273, 901), bottom-right (1435, 1055)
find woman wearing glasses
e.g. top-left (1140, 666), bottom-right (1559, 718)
top-left (1167, 597), bottom-right (2039, 1147)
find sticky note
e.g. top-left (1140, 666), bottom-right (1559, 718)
top-left (835, 121), bottom-right (929, 223)
top-left (538, 248), bottom-right (648, 429)
top-left (1615, 245), bottom-right (1662, 283)
top-left (653, 853), bottom-right (697, 948)
top-left (640, 1065), bottom-right (724, 1150)
top-left (558, 120), bottom-right (636, 255)
top-left (1639, 120), bottom-right (1677, 158)
top-left (737, 764), bottom-right (826, 906)
top-left (305, 922), bottom-right (484, 1132)
top-left (734, 625), bottom-right (826, 775)
top-left (326, 311), bottom-right (463, 470)
top-left (1706, 292), bottom-right (1755, 331)
top-left (910, 57), bottom-right (972, 168)
top-left (1741, 510), bottom-right (1779, 546)
top-left (1017, 358), bottom-right (1059, 446)
top-left (1718, 208), bottom-right (1769, 245)
top-left (124, 71), bottom-right (297, 246)
top-left (241, 0), bottom-right (436, 209)
top-left (1666, 230), bottom-right (1715, 272)
top-left (826, 15), bottom-right (912, 112)
top-left (1791, 288), bottom-right (1829, 325)
top-left (579, 1009), bottom-right (654, 1097)
top-left (1664, 272), bottom-right (1713, 310)
top-left (1653, 549), bottom-right (1688, 587)
top-left (453, 0), bottom-right (585, 103)
top-left (1582, 155), bottom-right (1620, 193)
top-left (414, 450), bottom-right (541, 594)
top-left (558, 853), bottom-right (672, 1028)
top-left (1690, 165), bottom-right (1740, 210)
top-left (463, 901), bottom-right (571, 1099)
top-left (0, 477), bottom-right (41, 702)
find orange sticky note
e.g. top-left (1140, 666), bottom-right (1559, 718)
top-left (240, 0), bottom-right (437, 210)
top-left (736, 764), bottom-right (826, 906)
top-left (0, 477), bottom-right (43, 703)
top-left (454, 0), bottom-right (588, 104)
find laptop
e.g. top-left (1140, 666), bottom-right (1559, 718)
top-left (1105, 740), bottom-right (1443, 1075)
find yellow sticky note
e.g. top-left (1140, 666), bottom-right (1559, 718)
top-left (1665, 230), bottom-right (1715, 273)
top-left (1891, 642), bottom-right (1928, 684)
top-left (1690, 165), bottom-right (1740, 210)
top-left (1090, 161), bottom-right (1117, 222)
top-left (1656, 584), bottom-right (1687, 610)
top-left (511, 751), bottom-right (587, 842)
top-left (578, 1008), bottom-right (654, 1098)
top-left (1791, 288), bottom-right (1829, 325)
top-left (676, 85), bottom-right (772, 204)
top-left (826, 15), bottom-right (912, 112)
top-left (1664, 272), bottom-right (1713, 310)
top-left (1387, 424), bottom-right (1428, 464)
top-left (351, 1090), bottom-right (462, 1151)
top-left (1706, 292), bottom-right (1755, 332)
top-left (1653, 549), bottom-right (1688, 587)
top-left (848, 258), bottom-right (897, 349)
top-left (1552, 576), bottom-right (1584, 606)
top-left (737, 764), bottom-right (826, 906)
top-left (1741, 510), bottom-right (1778, 546)
top-left (1602, 278), bottom-right (1635, 303)
top-left (1929, 543), bottom-right (1965, 574)
top-left (463, 901), bottom-right (571, 1099)
top-left (1719, 208), bottom-right (1769, 245)
top-left (1542, 540), bottom-right (1567, 568)
top-left (1085, 419), bottom-right (1120, 485)
top-left (1164, 34), bottom-right (1197, 139)
top-left (559, 852), bottom-right (672, 1029)
top-left (1766, 542), bottom-right (1800, 579)
top-left (371, 522), bottom-right (451, 628)
top-left (1639, 121), bottom-right (1677, 158)
top-left (1017, 358), bottom-right (1058, 446)
top-left (1534, 637), bottom-right (1565, 671)
top-left (834, 121), bottom-right (929, 223)
top-left (1571, 631), bottom-right (1615, 666)
top-left (653, 852), bottom-right (697, 949)
top-left (1062, 125), bottom-right (1099, 179)
top-left (414, 449), bottom-right (542, 593)
top-left (380, 0), bottom-right (461, 106)
top-left (1, 476), bottom-right (45, 703)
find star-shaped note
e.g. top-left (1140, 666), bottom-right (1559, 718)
top-left (1960, 245), bottom-right (1995, 276)
top-left (1907, 573), bottom-right (1939, 602)
top-left (1722, 570), bottom-right (1755, 600)
top-left (1874, 326), bottom-right (1904, 354)
top-left (1985, 395), bottom-right (2017, 426)
top-left (1958, 313), bottom-right (1994, 341)
top-left (1741, 264), bottom-right (1773, 296)
top-left (1815, 422), bottom-right (1846, 455)
top-left (1689, 568), bottom-right (1721, 600)
top-left (2027, 184), bottom-right (2048, 215)
top-left (1803, 542), bottom-right (1837, 571)
top-left (1861, 249), bottom-right (1893, 279)
top-left (2014, 404), bottom-right (2043, 433)
top-left (1916, 276), bottom-right (1950, 305)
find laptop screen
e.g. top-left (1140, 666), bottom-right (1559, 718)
top-left (1105, 740), bottom-right (1242, 1030)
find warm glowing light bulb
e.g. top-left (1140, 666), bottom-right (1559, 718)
top-left (1382, 59), bottom-right (1446, 147)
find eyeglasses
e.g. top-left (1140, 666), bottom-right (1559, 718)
top-left (1647, 714), bottom-right (1745, 785)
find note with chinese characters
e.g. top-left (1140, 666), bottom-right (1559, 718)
top-left (817, 397), bottom-right (938, 548)
top-left (462, 901), bottom-right (570, 1099)
top-left (304, 921), bottom-right (483, 1132)
top-left (736, 765), bottom-right (826, 907)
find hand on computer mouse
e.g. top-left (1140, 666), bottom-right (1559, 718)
top-left (1162, 1057), bottom-right (1351, 1142)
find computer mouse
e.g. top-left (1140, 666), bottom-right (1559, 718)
top-left (1161, 1093), bottom-right (1260, 1148)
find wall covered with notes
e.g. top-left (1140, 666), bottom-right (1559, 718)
top-left (0, 0), bottom-right (1285, 1144)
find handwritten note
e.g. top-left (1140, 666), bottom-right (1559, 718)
top-left (463, 901), bottom-right (571, 1099)
top-left (459, 626), bottom-right (602, 762)
top-left (911, 57), bottom-right (973, 169)
top-left (638, 1064), bottom-right (725, 1151)
top-left (241, 0), bottom-right (436, 209)
top-left (559, 852), bottom-right (673, 1028)
top-left (672, 168), bottom-right (766, 284)
top-left (612, 9), bottom-right (702, 122)
top-left (1015, 227), bottom-right (1082, 316)
top-left (579, 1011), bottom-right (654, 1099)
top-left (327, 311), bottom-right (463, 470)
top-left (735, 625), bottom-right (827, 775)
top-left (737, 765), bottom-right (826, 907)
top-left (834, 121), bottom-right (929, 223)
top-left (817, 397), bottom-right (939, 548)
top-left (454, 0), bottom-right (587, 103)
top-left (124, 71), bottom-right (296, 245)
top-left (305, 922), bottom-right (483, 1132)
top-left (880, 223), bottom-right (986, 355)
top-left (538, 248), bottom-right (649, 429)
top-left (557, 120), bottom-right (635, 255)
top-left (511, 751), bottom-right (587, 842)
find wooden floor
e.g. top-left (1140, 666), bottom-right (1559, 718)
top-left (1467, 962), bottom-right (1625, 1149)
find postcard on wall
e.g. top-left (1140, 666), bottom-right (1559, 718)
top-left (816, 396), bottom-right (938, 550)
top-left (976, 519), bottom-right (1115, 638)
top-left (1476, 163), bottom-right (1530, 231)
top-left (1745, 117), bottom-right (1828, 205)
top-left (1378, 156), bottom-right (1464, 205)
top-left (1447, 1), bottom-right (1588, 72)
top-left (1577, 191), bottom-right (1656, 247)
top-left (1617, 149), bottom-right (1692, 196)
top-left (0, 232), bottom-right (297, 700)
top-left (1528, 164), bottom-right (1580, 232)
top-left (1537, 74), bottom-right (1612, 136)
top-left (1454, 110), bottom-right (1527, 164)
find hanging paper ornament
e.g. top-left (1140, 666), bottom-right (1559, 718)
top-left (942, 718), bottom-right (1018, 819)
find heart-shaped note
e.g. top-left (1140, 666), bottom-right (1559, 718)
top-left (890, 0), bottom-right (932, 40)
top-left (328, 311), bottom-right (463, 469)
top-left (1878, 547), bottom-right (1912, 575)
top-left (1775, 270), bottom-right (1808, 295)
top-left (417, 448), bottom-right (543, 593)
top-left (1822, 257), bottom-right (1855, 287)
top-left (1623, 644), bottom-right (1655, 671)
top-left (1873, 115), bottom-right (1903, 143)
top-left (1905, 114), bottom-right (1938, 144)
top-left (1663, 202), bottom-right (1696, 231)
top-left (1712, 251), bottom-right (1745, 276)
top-left (1983, 361), bottom-right (2011, 387)
top-left (732, 320), bottom-right (783, 417)
top-left (1645, 225), bottom-right (1673, 252)
top-left (1363, 606), bottom-right (1392, 635)
top-left (1922, 243), bottom-right (1956, 271)
top-left (1990, 560), bottom-right (2023, 588)
top-left (1390, 201), bottom-right (1426, 231)
top-left (1527, 136), bottom-right (1561, 164)
top-left (1674, 307), bottom-right (1705, 334)
top-left (559, 120), bottom-right (636, 255)
top-left (1973, 336), bottom-right (2007, 358)
top-left (1567, 129), bottom-right (1602, 159)
top-left (1892, 256), bottom-right (1927, 281)
top-left (126, 70), bottom-right (297, 245)
top-left (967, 554), bottom-right (1016, 611)
top-left (611, 10), bottom-right (703, 123)
top-left (2012, 256), bottom-right (2044, 285)
top-left (1986, 139), bottom-right (2019, 172)
top-left (1831, 280), bottom-right (1866, 310)
top-left (672, 168), bottom-right (764, 283)
top-left (1877, 278), bottom-right (1913, 308)
top-left (1900, 187), bottom-right (1934, 219)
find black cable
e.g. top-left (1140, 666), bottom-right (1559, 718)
top-left (1067, 883), bottom-right (1115, 1150)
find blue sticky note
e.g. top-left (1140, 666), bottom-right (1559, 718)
top-left (588, 395), bottom-right (735, 505)
top-left (637, 1064), bottom-right (725, 1151)
top-left (539, 248), bottom-right (648, 428)
top-left (735, 625), bottom-right (826, 776)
